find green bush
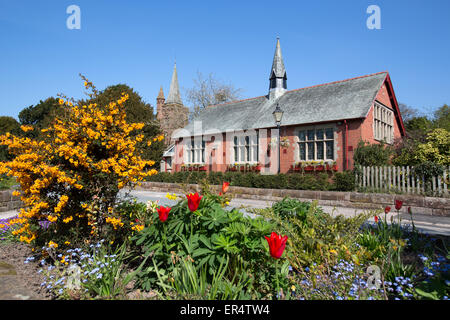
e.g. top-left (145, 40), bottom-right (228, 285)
top-left (354, 140), bottom-right (393, 166)
top-left (147, 171), bottom-right (336, 191)
top-left (130, 192), bottom-right (280, 298)
top-left (332, 171), bottom-right (355, 191)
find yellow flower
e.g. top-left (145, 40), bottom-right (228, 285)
top-left (20, 125), bottom-right (34, 132)
top-left (48, 240), bottom-right (58, 248)
top-left (165, 193), bottom-right (177, 201)
top-left (131, 224), bottom-right (144, 232)
top-left (63, 216), bottom-right (73, 223)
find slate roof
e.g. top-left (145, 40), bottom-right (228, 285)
top-left (270, 38), bottom-right (286, 79)
top-left (166, 63), bottom-right (183, 105)
top-left (172, 71), bottom-right (388, 139)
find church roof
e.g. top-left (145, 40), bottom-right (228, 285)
top-left (166, 63), bottom-right (183, 105)
top-left (157, 86), bottom-right (165, 99)
top-left (270, 37), bottom-right (286, 79)
top-left (172, 71), bottom-right (389, 139)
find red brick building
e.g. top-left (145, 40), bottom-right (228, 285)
top-left (163, 38), bottom-right (406, 174)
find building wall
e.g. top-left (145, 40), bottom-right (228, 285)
top-left (170, 82), bottom-right (404, 174)
top-left (360, 81), bottom-right (403, 145)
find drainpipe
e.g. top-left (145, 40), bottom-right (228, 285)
top-left (344, 120), bottom-right (349, 171)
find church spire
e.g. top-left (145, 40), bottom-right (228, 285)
top-left (157, 86), bottom-right (165, 100)
top-left (166, 62), bottom-right (183, 105)
top-left (269, 37), bottom-right (287, 100)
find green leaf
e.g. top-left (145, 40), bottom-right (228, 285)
top-left (415, 288), bottom-right (439, 300)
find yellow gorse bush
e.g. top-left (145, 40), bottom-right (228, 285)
top-left (0, 78), bottom-right (159, 246)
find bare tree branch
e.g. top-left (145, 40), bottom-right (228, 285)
top-left (184, 71), bottom-right (243, 119)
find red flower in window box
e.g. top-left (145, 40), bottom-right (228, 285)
top-left (304, 166), bottom-right (314, 171)
top-left (198, 165), bottom-right (207, 171)
top-left (315, 165), bottom-right (325, 171)
top-left (253, 165), bottom-right (261, 172)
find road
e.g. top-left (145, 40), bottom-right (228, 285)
top-left (2, 189), bottom-right (449, 236)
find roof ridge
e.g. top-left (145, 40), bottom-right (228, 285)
top-left (206, 94), bottom-right (267, 109)
top-left (286, 71), bottom-right (388, 94)
top-left (205, 71), bottom-right (388, 109)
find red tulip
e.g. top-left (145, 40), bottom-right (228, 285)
top-left (408, 207), bottom-right (412, 215)
top-left (384, 206), bottom-right (391, 214)
top-left (265, 232), bottom-right (288, 259)
top-left (222, 182), bottom-right (230, 194)
top-left (186, 192), bottom-right (202, 212)
top-left (157, 206), bottom-right (171, 222)
top-left (395, 200), bottom-right (403, 211)
top-left (374, 216), bottom-right (379, 223)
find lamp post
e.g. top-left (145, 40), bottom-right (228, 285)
top-left (272, 103), bottom-right (284, 174)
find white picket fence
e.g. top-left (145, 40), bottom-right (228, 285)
top-left (355, 165), bottom-right (449, 197)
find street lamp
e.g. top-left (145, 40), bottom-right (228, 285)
top-left (272, 103), bottom-right (284, 174)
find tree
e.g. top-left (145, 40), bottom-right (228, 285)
top-left (398, 103), bottom-right (419, 123)
top-left (185, 71), bottom-right (243, 119)
top-left (393, 128), bottom-right (450, 166)
top-left (78, 83), bottom-right (165, 167)
top-left (432, 104), bottom-right (450, 131)
top-left (18, 98), bottom-right (63, 138)
top-left (404, 116), bottom-right (433, 141)
top-left (0, 78), bottom-right (159, 246)
top-left (0, 116), bottom-right (21, 161)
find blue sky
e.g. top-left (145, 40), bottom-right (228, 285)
top-left (0, 0), bottom-right (449, 119)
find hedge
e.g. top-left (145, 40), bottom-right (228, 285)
top-left (145, 171), bottom-right (356, 192)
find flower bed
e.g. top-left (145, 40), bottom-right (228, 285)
top-left (1, 190), bottom-right (449, 301)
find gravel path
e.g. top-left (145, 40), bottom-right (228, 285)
top-left (0, 242), bottom-right (52, 300)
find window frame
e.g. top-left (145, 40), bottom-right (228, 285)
top-left (295, 125), bottom-right (336, 162)
top-left (373, 101), bottom-right (394, 144)
top-left (185, 136), bottom-right (206, 164)
top-left (232, 131), bottom-right (259, 164)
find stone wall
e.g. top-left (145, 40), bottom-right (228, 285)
top-left (159, 103), bottom-right (189, 145)
top-left (0, 190), bottom-right (23, 213)
top-left (138, 181), bottom-right (450, 217)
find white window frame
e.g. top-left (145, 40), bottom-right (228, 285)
top-left (294, 125), bottom-right (336, 162)
top-left (185, 136), bottom-right (206, 164)
top-left (232, 131), bottom-right (259, 164)
top-left (373, 101), bottom-right (394, 144)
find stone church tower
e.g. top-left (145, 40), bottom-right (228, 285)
top-left (156, 63), bottom-right (189, 145)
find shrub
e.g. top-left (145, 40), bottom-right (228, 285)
top-left (354, 140), bottom-right (393, 166)
top-left (147, 171), bottom-right (336, 191)
top-left (0, 77), bottom-right (160, 247)
top-left (332, 171), bottom-right (355, 191)
top-left (130, 191), bottom-right (284, 298)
